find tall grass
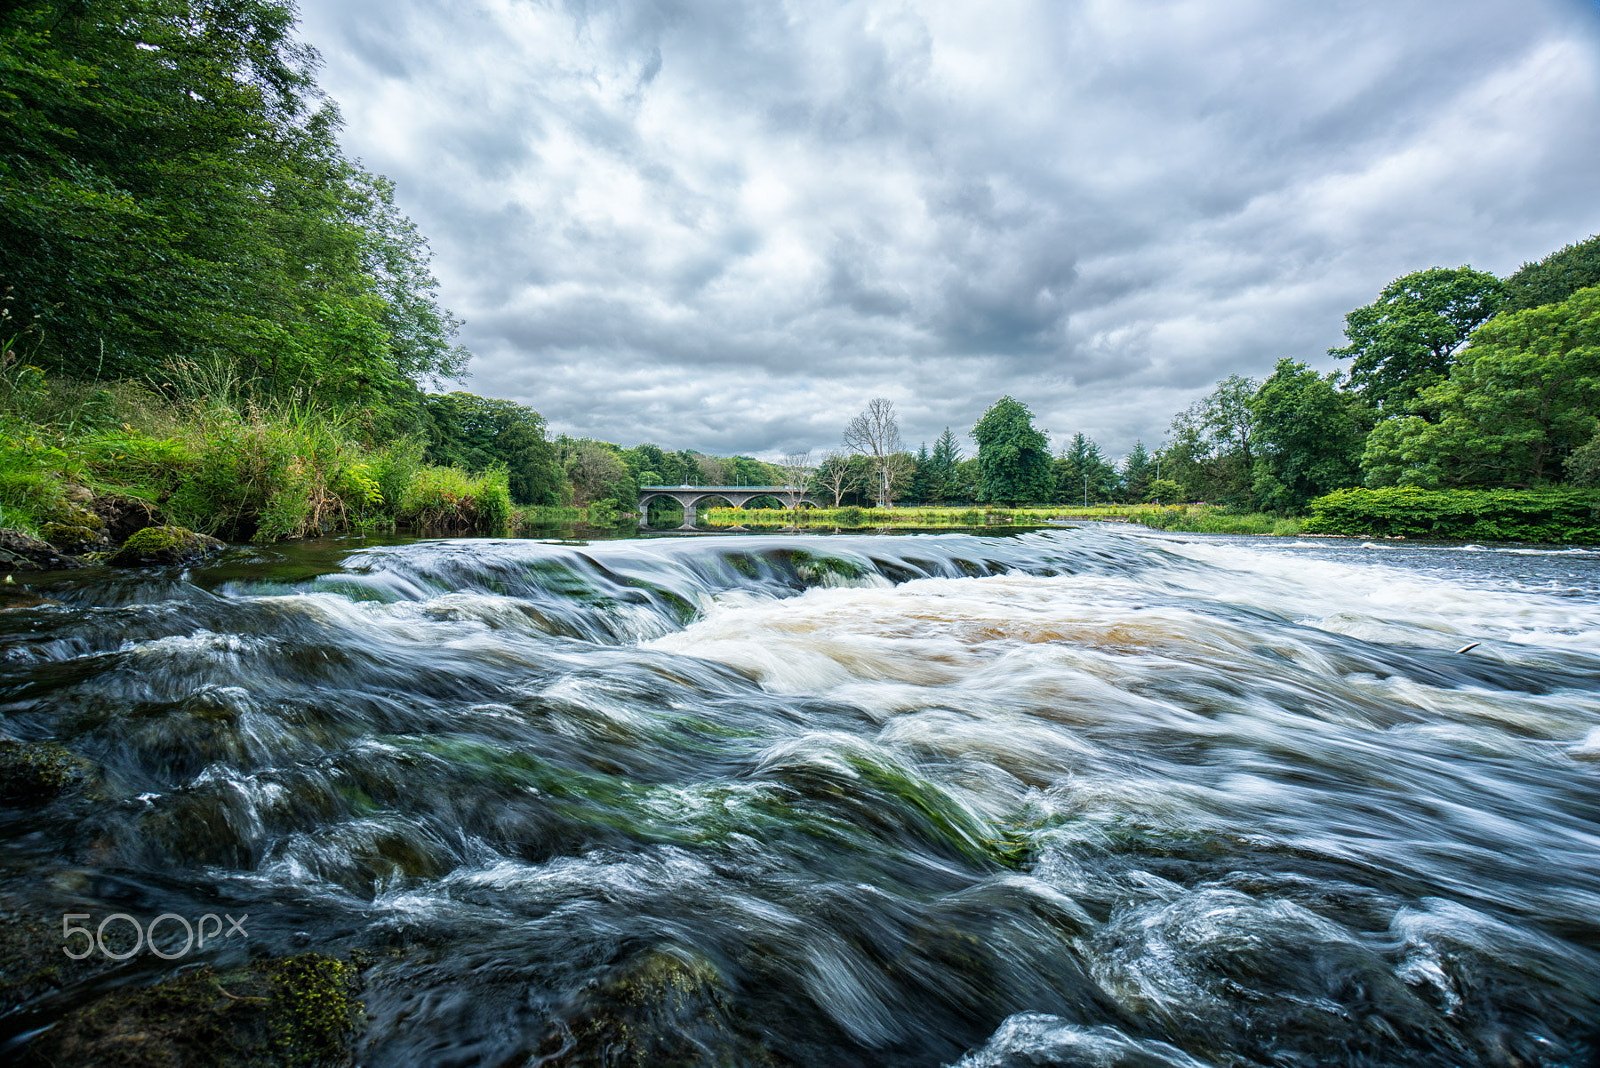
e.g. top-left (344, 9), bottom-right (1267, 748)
top-left (0, 359), bottom-right (512, 542)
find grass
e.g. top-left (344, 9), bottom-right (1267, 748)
top-left (0, 359), bottom-right (512, 543)
top-left (701, 502), bottom-right (1301, 536)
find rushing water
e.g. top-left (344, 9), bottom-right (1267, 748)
top-left (2, 527), bottom-right (1599, 1066)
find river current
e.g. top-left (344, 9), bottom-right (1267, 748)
top-left (2, 526), bottom-right (1598, 1066)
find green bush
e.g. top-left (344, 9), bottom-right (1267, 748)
top-left (1304, 486), bottom-right (1600, 542)
top-left (398, 465), bottom-right (511, 536)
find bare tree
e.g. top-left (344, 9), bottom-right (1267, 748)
top-left (817, 451), bottom-right (852, 507)
top-left (780, 450), bottom-right (811, 510)
top-left (842, 398), bottom-right (903, 508)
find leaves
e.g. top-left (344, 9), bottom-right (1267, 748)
top-left (1330, 266), bottom-right (1504, 412)
top-left (972, 396), bottom-right (1051, 506)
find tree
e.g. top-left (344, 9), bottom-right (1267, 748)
top-left (1248, 359), bottom-right (1368, 512)
top-left (780, 451), bottom-right (811, 509)
top-left (927, 427), bottom-right (963, 503)
top-left (422, 392), bottom-right (561, 505)
top-left (842, 398), bottom-right (904, 508)
top-left (1162, 377), bottom-right (1260, 506)
top-left (1502, 235), bottom-right (1600, 314)
top-left (561, 439), bottom-right (636, 505)
top-left (1331, 266), bottom-right (1504, 412)
top-left (1361, 286), bottom-right (1600, 488)
top-left (1053, 433), bottom-right (1118, 505)
top-left (812, 451), bottom-right (857, 506)
top-left (971, 397), bottom-right (1051, 506)
top-left (1120, 442), bottom-right (1153, 504)
top-left (0, 0), bottom-right (464, 411)
top-left (1146, 478), bottom-right (1184, 505)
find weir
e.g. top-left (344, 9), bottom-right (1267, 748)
top-left (4, 530), bottom-right (1599, 1066)
top-left (637, 484), bottom-right (819, 527)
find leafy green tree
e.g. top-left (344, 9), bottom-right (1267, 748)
top-left (559, 438), bottom-right (637, 506)
top-left (1568, 431), bottom-right (1600, 487)
top-left (1361, 286), bottom-right (1600, 488)
top-left (1331, 266), bottom-right (1504, 412)
top-left (422, 392), bottom-right (560, 504)
top-left (972, 396), bottom-right (1052, 505)
top-left (1502, 235), bottom-right (1600, 314)
top-left (1146, 478), bottom-right (1184, 505)
top-left (1248, 359), bottom-right (1368, 512)
top-left (0, 0), bottom-right (464, 412)
top-left (950, 458), bottom-right (982, 502)
top-left (1163, 376), bottom-right (1259, 505)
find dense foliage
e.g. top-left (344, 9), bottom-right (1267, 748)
top-left (1502, 235), bottom-right (1600, 314)
top-left (972, 396), bottom-right (1052, 506)
top-left (1362, 287), bottom-right (1600, 489)
top-left (1329, 267), bottom-right (1503, 413)
top-left (1303, 487), bottom-right (1600, 542)
top-left (0, 0), bottom-right (464, 413)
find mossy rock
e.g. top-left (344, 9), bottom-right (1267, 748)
top-left (108, 525), bottom-right (226, 567)
top-left (21, 952), bottom-right (363, 1068)
top-left (40, 521), bottom-right (108, 552)
top-left (535, 948), bottom-right (781, 1067)
top-left (0, 739), bottom-right (85, 803)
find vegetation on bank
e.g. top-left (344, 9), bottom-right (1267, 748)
top-left (1304, 487), bottom-right (1600, 542)
top-left (0, 364), bottom-right (513, 556)
top-left (702, 503), bottom-right (1301, 536)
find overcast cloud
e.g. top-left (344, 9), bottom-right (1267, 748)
top-left (298, 0), bottom-right (1600, 460)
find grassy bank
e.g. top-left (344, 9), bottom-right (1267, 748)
top-left (0, 364), bottom-right (513, 552)
top-left (703, 503), bottom-right (1301, 535)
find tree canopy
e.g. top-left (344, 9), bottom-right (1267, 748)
top-left (0, 0), bottom-right (464, 411)
top-left (1249, 359), bottom-right (1368, 511)
top-left (1361, 286), bottom-right (1600, 489)
top-left (1502, 235), bottom-right (1600, 314)
top-left (1330, 266), bottom-right (1504, 413)
top-left (973, 396), bottom-right (1051, 505)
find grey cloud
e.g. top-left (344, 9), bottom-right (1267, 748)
top-left (297, 0), bottom-right (1600, 460)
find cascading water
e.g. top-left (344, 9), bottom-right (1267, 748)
top-left (1, 527), bottom-right (1597, 1066)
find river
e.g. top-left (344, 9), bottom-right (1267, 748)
top-left (1, 526), bottom-right (1597, 1066)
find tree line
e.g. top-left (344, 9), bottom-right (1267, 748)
top-left (804, 234), bottom-right (1600, 512)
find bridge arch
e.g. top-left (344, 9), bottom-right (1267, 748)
top-left (637, 485), bottom-right (820, 528)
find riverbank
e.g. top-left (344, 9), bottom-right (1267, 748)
top-left (702, 503), bottom-right (1303, 536)
top-left (0, 369), bottom-right (514, 566)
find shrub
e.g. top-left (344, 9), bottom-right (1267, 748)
top-left (1304, 486), bottom-right (1600, 542)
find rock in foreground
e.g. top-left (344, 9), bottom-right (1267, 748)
top-left (108, 525), bottom-right (226, 567)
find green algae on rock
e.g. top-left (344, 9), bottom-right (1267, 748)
top-left (108, 525), bottom-right (226, 567)
top-left (19, 953), bottom-right (363, 1068)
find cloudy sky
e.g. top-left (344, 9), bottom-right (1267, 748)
top-left (298, 0), bottom-right (1600, 461)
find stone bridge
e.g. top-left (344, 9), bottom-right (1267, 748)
top-left (638, 485), bottom-right (819, 528)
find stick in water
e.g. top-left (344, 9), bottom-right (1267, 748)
top-left (1456, 642), bottom-right (1480, 654)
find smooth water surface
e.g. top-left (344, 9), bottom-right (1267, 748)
top-left (2, 527), bottom-right (1598, 1066)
